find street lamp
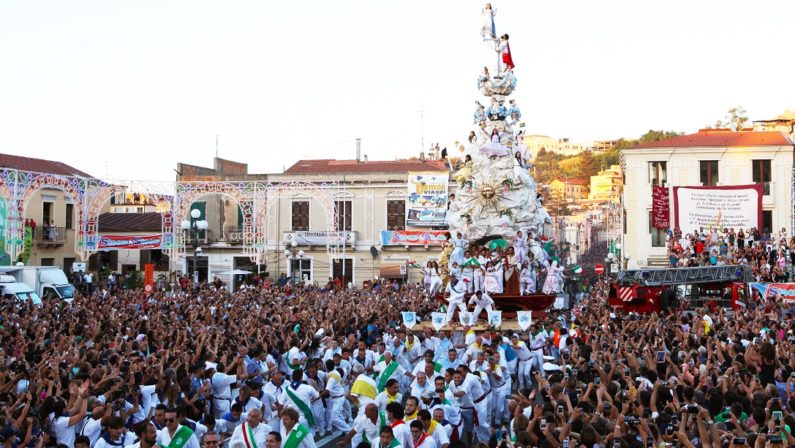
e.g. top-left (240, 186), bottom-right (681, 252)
top-left (181, 208), bottom-right (209, 286)
top-left (284, 240), bottom-right (305, 285)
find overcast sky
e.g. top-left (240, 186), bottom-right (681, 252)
top-left (1, 0), bottom-right (792, 181)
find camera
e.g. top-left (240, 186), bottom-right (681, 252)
top-left (686, 404), bottom-right (699, 414)
top-left (656, 351), bottom-right (666, 363)
top-left (766, 435), bottom-right (783, 444)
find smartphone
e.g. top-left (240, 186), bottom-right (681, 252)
top-left (656, 351), bottom-right (666, 363)
top-left (557, 404), bottom-right (564, 414)
top-left (732, 437), bottom-right (746, 446)
top-left (773, 410), bottom-right (783, 428)
top-left (595, 376), bottom-right (602, 385)
top-left (646, 437), bottom-right (654, 448)
top-left (540, 418), bottom-right (547, 428)
top-left (562, 440), bottom-right (570, 448)
top-left (612, 440), bottom-right (621, 448)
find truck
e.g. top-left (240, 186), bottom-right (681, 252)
top-left (608, 265), bottom-right (753, 314)
top-left (0, 266), bottom-right (75, 302)
top-left (0, 275), bottom-right (42, 305)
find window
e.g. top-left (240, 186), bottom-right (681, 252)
top-left (648, 211), bottom-right (666, 247)
top-left (290, 259), bottom-right (312, 282)
top-left (332, 258), bottom-right (353, 282)
top-left (752, 160), bottom-right (771, 195)
top-left (42, 202), bottom-right (53, 226)
top-left (65, 204), bottom-right (73, 229)
top-left (648, 162), bottom-right (667, 186)
top-left (699, 161), bottom-right (719, 186)
top-left (762, 210), bottom-right (772, 234)
top-left (63, 258), bottom-right (75, 276)
top-left (40, 258), bottom-right (54, 266)
top-left (291, 201), bottom-right (309, 231)
top-left (335, 200), bottom-right (352, 231)
top-left (387, 200), bottom-right (406, 230)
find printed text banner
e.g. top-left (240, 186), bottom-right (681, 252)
top-left (673, 185), bottom-right (762, 234)
top-left (97, 234), bottom-right (163, 250)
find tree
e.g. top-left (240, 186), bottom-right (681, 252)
top-left (578, 149), bottom-right (598, 179)
top-left (639, 130), bottom-right (682, 144)
top-left (711, 106), bottom-right (749, 131)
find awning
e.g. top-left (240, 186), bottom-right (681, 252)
top-left (379, 265), bottom-right (405, 278)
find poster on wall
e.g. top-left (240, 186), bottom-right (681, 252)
top-left (406, 172), bottom-right (449, 227)
top-left (0, 199), bottom-right (9, 266)
top-left (651, 186), bottom-right (669, 229)
top-left (673, 185), bottom-right (762, 234)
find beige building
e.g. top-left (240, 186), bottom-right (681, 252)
top-left (622, 129), bottom-right (794, 268)
top-left (174, 157), bottom-right (450, 288)
top-left (523, 135), bottom-right (587, 158)
top-left (549, 178), bottom-right (589, 202)
top-left (589, 165), bottom-right (623, 203)
top-left (0, 154), bottom-right (103, 272)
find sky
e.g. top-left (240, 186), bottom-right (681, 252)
top-left (1, 0), bottom-right (793, 182)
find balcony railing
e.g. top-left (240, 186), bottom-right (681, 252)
top-left (34, 226), bottom-right (67, 246)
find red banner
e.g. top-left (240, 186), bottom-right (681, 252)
top-left (652, 186), bottom-right (669, 229)
top-left (144, 264), bottom-right (155, 293)
top-left (97, 234), bottom-right (163, 250)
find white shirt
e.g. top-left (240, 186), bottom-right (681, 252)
top-left (49, 414), bottom-right (78, 448)
top-left (279, 423), bottom-right (316, 448)
top-left (279, 384), bottom-right (319, 424)
top-left (157, 425), bottom-right (201, 448)
top-left (390, 421), bottom-right (412, 448)
top-left (373, 391), bottom-right (403, 413)
top-left (80, 416), bottom-right (103, 446)
top-left (230, 422), bottom-right (268, 448)
top-left (211, 372), bottom-right (237, 399)
top-left (94, 431), bottom-right (137, 448)
top-left (352, 412), bottom-right (384, 445)
top-left (413, 434), bottom-right (437, 448)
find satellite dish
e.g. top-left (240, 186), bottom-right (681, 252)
top-left (370, 246), bottom-right (379, 258)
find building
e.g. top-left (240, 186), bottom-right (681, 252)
top-left (0, 154), bottom-right (99, 272)
top-left (589, 165), bottom-right (623, 203)
top-left (523, 135), bottom-right (587, 158)
top-left (621, 129), bottom-right (794, 268)
top-left (172, 156), bottom-right (450, 288)
top-left (549, 178), bottom-right (589, 203)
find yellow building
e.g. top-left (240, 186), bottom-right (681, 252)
top-left (589, 165), bottom-right (623, 203)
top-left (549, 178), bottom-right (589, 202)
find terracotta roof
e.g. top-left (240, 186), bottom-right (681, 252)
top-left (284, 159), bottom-right (448, 175)
top-left (0, 153), bottom-right (93, 177)
top-left (632, 130), bottom-right (792, 149)
top-left (562, 178), bottom-right (589, 185)
top-left (98, 212), bottom-right (162, 233)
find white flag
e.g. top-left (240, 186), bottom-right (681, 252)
top-left (517, 311), bottom-right (532, 331)
top-left (488, 310), bottom-right (503, 328)
top-left (431, 312), bottom-right (447, 331)
top-left (402, 311), bottom-right (417, 329)
top-left (459, 311), bottom-right (473, 326)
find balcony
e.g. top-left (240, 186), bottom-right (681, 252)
top-left (34, 226), bottom-right (67, 246)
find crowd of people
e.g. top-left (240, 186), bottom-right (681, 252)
top-left (0, 265), bottom-right (794, 448)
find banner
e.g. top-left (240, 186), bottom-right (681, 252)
top-left (406, 172), bottom-right (449, 227)
top-left (431, 312), bottom-right (447, 331)
top-left (144, 264), bottom-right (155, 293)
top-left (652, 186), bottom-right (669, 229)
top-left (380, 230), bottom-right (449, 246)
top-left (750, 282), bottom-right (795, 300)
top-left (21, 227), bottom-right (32, 264)
top-left (673, 185), bottom-right (762, 234)
top-left (488, 310), bottom-right (503, 328)
top-left (285, 231), bottom-right (353, 246)
top-left (401, 311), bottom-right (417, 329)
top-left (516, 311), bottom-right (532, 331)
top-left (0, 199), bottom-right (8, 266)
top-left (97, 234), bottom-right (163, 250)
top-left (458, 311), bottom-right (474, 326)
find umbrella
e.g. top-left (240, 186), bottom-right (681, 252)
top-left (216, 269), bottom-right (253, 276)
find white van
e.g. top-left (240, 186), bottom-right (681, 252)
top-left (0, 275), bottom-right (42, 305)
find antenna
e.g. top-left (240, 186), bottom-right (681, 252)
top-left (215, 134), bottom-right (219, 158)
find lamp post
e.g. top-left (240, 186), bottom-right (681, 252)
top-left (284, 240), bottom-right (305, 285)
top-left (615, 242), bottom-right (622, 272)
top-left (180, 208), bottom-right (209, 286)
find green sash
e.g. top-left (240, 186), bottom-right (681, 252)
top-left (284, 353), bottom-right (301, 371)
top-left (433, 362), bottom-right (442, 373)
top-left (378, 362), bottom-right (399, 392)
top-left (285, 386), bottom-right (316, 427)
top-left (283, 424), bottom-right (311, 448)
top-left (361, 412), bottom-right (388, 445)
top-left (380, 438), bottom-right (401, 448)
top-left (167, 426), bottom-right (195, 448)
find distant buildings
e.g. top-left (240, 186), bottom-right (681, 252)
top-left (549, 178), bottom-right (589, 203)
top-left (589, 165), bottom-right (623, 203)
top-left (523, 135), bottom-right (588, 158)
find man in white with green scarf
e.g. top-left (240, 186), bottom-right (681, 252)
top-left (157, 408), bottom-right (200, 448)
top-left (230, 409), bottom-right (268, 448)
top-left (280, 408), bottom-right (315, 448)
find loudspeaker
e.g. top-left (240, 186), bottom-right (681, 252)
top-left (370, 246), bottom-right (379, 258)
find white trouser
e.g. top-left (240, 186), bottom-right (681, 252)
top-left (473, 400), bottom-right (491, 443)
top-left (516, 359), bottom-right (533, 390)
top-left (520, 278), bottom-right (535, 295)
top-left (529, 350), bottom-right (546, 378)
top-left (463, 273), bottom-right (474, 293)
top-left (492, 383), bottom-right (510, 424)
top-left (326, 397), bottom-right (351, 433)
top-left (472, 304), bottom-right (493, 322)
top-left (430, 278), bottom-right (442, 296)
top-left (446, 299), bottom-right (467, 322)
top-left (473, 271), bottom-right (484, 292)
top-left (311, 399), bottom-right (326, 432)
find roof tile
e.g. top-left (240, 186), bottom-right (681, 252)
top-left (632, 130), bottom-right (792, 149)
top-left (0, 153), bottom-right (93, 177)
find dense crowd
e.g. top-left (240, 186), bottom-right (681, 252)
top-left (666, 227), bottom-right (795, 281)
top-left (0, 272), bottom-right (793, 448)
